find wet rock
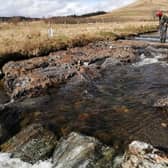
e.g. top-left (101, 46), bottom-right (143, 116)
top-left (154, 96), bottom-right (168, 108)
top-left (2, 40), bottom-right (139, 100)
top-left (110, 47), bottom-right (137, 64)
top-left (1, 124), bottom-right (57, 164)
top-left (121, 141), bottom-right (168, 168)
top-left (52, 132), bottom-right (115, 168)
top-left (101, 57), bottom-right (121, 69)
top-left (0, 102), bottom-right (21, 144)
top-left (0, 70), bottom-right (3, 79)
top-left (3, 55), bottom-right (77, 99)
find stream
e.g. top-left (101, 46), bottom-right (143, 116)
top-left (38, 54), bottom-right (168, 148)
top-left (0, 34), bottom-right (168, 153)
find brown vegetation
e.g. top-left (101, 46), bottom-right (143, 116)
top-left (0, 21), bottom-right (157, 64)
top-left (93, 0), bottom-right (168, 21)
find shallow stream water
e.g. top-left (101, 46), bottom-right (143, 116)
top-left (0, 39), bottom-right (168, 167)
top-left (11, 48), bottom-right (167, 149)
top-left (1, 44), bottom-right (168, 148)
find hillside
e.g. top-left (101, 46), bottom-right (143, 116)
top-left (93, 0), bottom-right (168, 21)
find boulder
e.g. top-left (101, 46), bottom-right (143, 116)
top-left (2, 55), bottom-right (77, 100)
top-left (121, 141), bottom-right (168, 168)
top-left (1, 123), bottom-right (57, 164)
top-left (52, 132), bottom-right (115, 168)
top-left (2, 41), bottom-right (139, 100)
top-left (0, 102), bottom-right (21, 144)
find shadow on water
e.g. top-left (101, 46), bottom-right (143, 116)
top-left (0, 80), bottom-right (9, 104)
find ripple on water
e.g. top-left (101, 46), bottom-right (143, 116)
top-left (133, 53), bottom-right (168, 67)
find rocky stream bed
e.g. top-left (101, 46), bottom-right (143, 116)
top-left (0, 37), bottom-right (168, 167)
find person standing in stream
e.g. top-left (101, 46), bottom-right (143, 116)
top-left (156, 11), bottom-right (168, 43)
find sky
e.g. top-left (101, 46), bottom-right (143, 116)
top-left (0, 0), bottom-right (135, 18)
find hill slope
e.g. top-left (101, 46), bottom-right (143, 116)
top-left (93, 0), bottom-right (168, 21)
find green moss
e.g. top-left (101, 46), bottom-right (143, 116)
top-left (95, 147), bottom-right (115, 168)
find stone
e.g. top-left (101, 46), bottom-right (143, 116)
top-left (2, 55), bottom-right (77, 100)
top-left (52, 132), bottom-right (115, 168)
top-left (1, 123), bottom-right (57, 164)
top-left (154, 96), bottom-right (168, 107)
top-left (121, 141), bottom-right (168, 168)
top-left (101, 57), bottom-right (121, 69)
top-left (0, 70), bottom-right (3, 79)
top-left (2, 40), bottom-right (139, 100)
top-left (0, 102), bottom-right (21, 144)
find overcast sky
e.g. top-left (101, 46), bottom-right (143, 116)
top-left (0, 0), bottom-right (135, 18)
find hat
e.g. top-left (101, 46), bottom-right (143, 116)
top-left (156, 10), bottom-right (163, 17)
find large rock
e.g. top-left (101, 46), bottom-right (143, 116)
top-left (2, 55), bottom-right (77, 100)
top-left (0, 102), bottom-right (22, 144)
top-left (2, 41), bottom-right (138, 100)
top-left (52, 132), bottom-right (115, 168)
top-left (121, 141), bottom-right (168, 168)
top-left (1, 123), bottom-right (57, 164)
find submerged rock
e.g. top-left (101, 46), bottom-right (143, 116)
top-left (52, 132), bottom-right (115, 168)
top-left (121, 141), bottom-right (168, 168)
top-left (1, 124), bottom-right (57, 164)
top-left (154, 96), bottom-right (168, 108)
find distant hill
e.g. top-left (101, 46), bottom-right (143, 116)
top-left (0, 11), bottom-right (107, 24)
top-left (44, 11), bottom-right (107, 24)
top-left (0, 16), bottom-right (40, 22)
top-left (92, 0), bottom-right (168, 21)
top-left (2, 0), bottom-right (167, 24)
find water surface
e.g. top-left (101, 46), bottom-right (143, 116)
top-left (34, 53), bottom-right (168, 148)
top-left (1, 48), bottom-right (168, 150)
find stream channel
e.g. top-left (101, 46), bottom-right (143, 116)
top-left (0, 33), bottom-right (168, 150)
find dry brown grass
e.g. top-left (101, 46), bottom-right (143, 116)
top-left (0, 21), bottom-right (157, 63)
top-left (93, 0), bottom-right (168, 21)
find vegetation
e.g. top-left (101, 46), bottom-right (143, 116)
top-left (0, 0), bottom-right (161, 64)
top-left (92, 0), bottom-right (168, 22)
top-left (0, 21), bottom-right (157, 62)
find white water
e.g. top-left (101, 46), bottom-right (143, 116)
top-left (0, 153), bottom-right (53, 168)
top-left (133, 53), bottom-right (167, 67)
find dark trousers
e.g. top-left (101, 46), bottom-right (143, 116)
top-left (160, 24), bottom-right (168, 43)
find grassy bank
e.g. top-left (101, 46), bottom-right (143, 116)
top-left (0, 21), bottom-right (157, 65)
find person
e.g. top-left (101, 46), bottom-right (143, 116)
top-left (156, 11), bottom-right (168, 43)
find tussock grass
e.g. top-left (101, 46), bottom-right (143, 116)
top-left (0, 21), bottom-right (157, 64)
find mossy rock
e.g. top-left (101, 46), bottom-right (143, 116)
top-left (1, 123), bottom-right (57, 164)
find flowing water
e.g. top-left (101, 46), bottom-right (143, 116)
top-left (132, 31), bottom-right (168, 42)
top-left (0, 153), bottom-right (52, 168)
top-left (16, 47), bottom-right (167, 149)
top-left (0, 38), bottom-right (168, 167)
top-left (1, 44), bottom-right (168, 148)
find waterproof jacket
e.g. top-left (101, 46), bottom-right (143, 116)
top-left (160, 15), bottom-right (168, 26)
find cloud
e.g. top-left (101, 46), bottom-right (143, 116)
top-left (0, 0), bottom-right (135, 17)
